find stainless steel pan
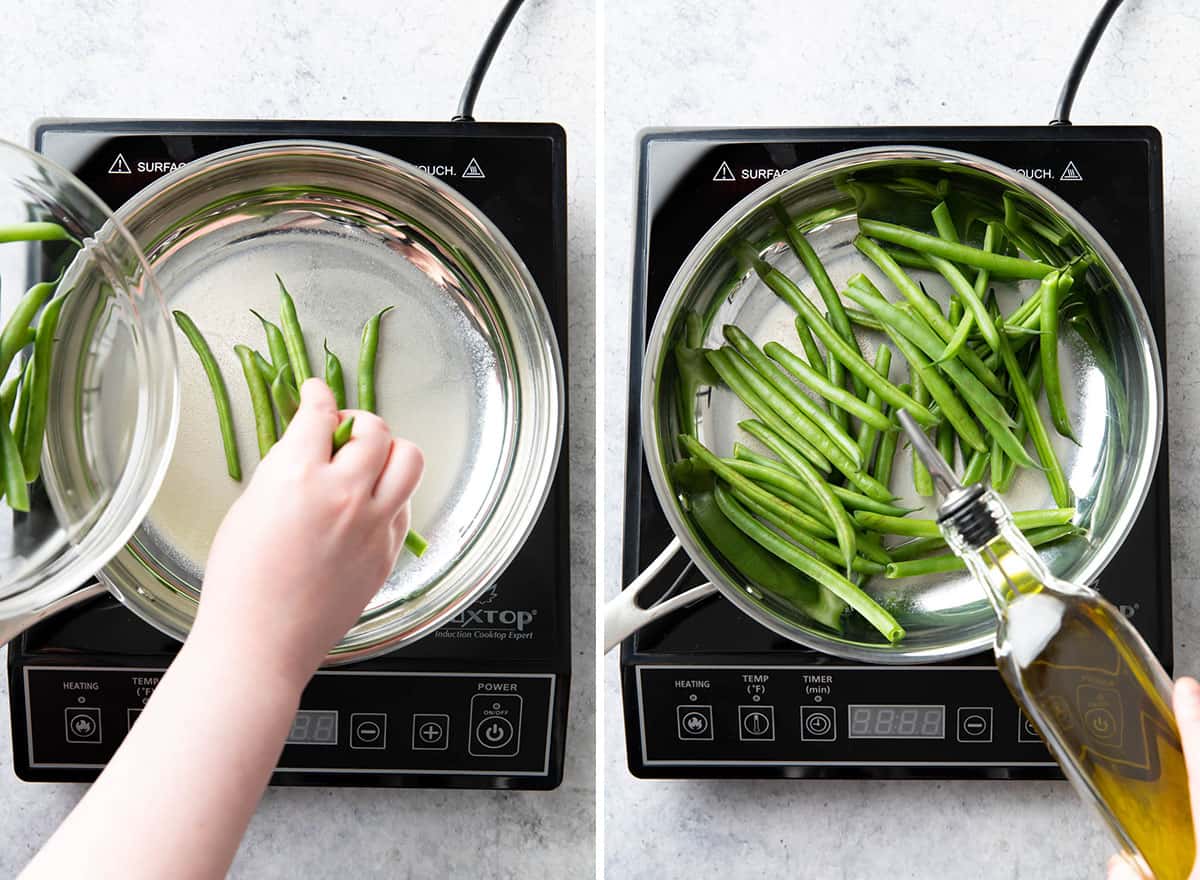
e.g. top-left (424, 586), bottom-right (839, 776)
top-left (606, 146), bottom-right (1162, 662)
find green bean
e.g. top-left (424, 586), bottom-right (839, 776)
top-left (358, 305), bottom-right (393, 414)
top-left (234, 344), bottom-right (277, 458)
top-left (734, 484), bottom-right (885, 575)
top-left (856, 531), bottom-right (894, 565)
top-left (722, 456), bottom-right (914, 517)
top-left (872, 402), bottom-right (900, 490)
top-left (792, 313), bottom-right (827, 378)
top-left (934, 312), bottom-right (974, 365)
top-left (0, 371), bottom-right (21, 424)
top-left (0, 418), bottom-right (28, 511)
top-left (678, 433), bottom-right (835, 539)
top-left (846, 308), bottom-right (884, 332)
top-left (763, 342), bottom-right (892, 431)
top-left (725, 461), bottom-right (833, 526)
top-left (854, 507), bottom-right (1075, 538)
top-left (276, 275), bottom-right (312, 385)
top-left (948, 296), bottom-right (963, 325)
top-left (882, 246), bottom-right (933, 271)
top-left (271, 367), bottom-right (300, 431)
top-left (251, 349), bottom-right (275, 386)
top-left (997, 317), bottom-right (1071, 506)
top-left (0, 222), bottom-right (70, 243)
top-left (962, 448), bottom-right (989, 485)
top-left (974, 222), bottom-right (1002, 300)
top-left (872, 313), bottom-right (987, 453)
top-left (0, 275), bottom-right (59, 380)
top-left (852, 241), bottom-right (1007, 396)
top-left (855, 345), bottom-right (892, 459)
top-left (721, 327), bottom-right (862, 465)
top-left (990, 434), bottom-right (1006, 488)
top-left (996, 362), bottom-right (1042, 493)
top-left (826, 351), bottom-right (850, 431)
top-left (936, 408), bottom-right (956, 474)
top-left (12, 358), bottom-right (33, 453)
top-left (780, 217), bottom-right (865, 396)
top-left (20, 297), bottom-right (67, 482)
top-left (842, 278), bottom-right (1015, 432)
top-left (734, 245), bottom-right (936, 426)
top-left (737, 420), bottom-right (857, 573)
top-left (714, 486), bottom-right (904, 643)
top-left (250, 309), bottom-right (290, 374)
top-left (174, 311), bottom-right (242, 481)
top-left (1039, 270), bottom-right (1078, 444)
top-left (884, 525), bottom-right (1080, 578)
top-left (706, 348), bottom-right (832, 473)
top-left (332, 416), bottom-right (354, 452)
top-left (323, 339), bottom-right (347, 409)
top-left (888, 535), bottom-right (950, 562)
top-left (858, 218), bottom-right (1054, 279)
top-left (931, 201), bottom-right (959, 246)
top-left (911, 376), bottom-right (933, 496)
top-left (928, 255), bottom-right (1001, 353)
top-left (404, 530), bottom-right (429, 558)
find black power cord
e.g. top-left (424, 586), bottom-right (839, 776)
top-left (1051, 0), bottom-right (1127, 125)
top-left (453, 0), bottom-right (528, 122)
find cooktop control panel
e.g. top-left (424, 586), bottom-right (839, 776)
top-left (17, 666), bottom-right (555, 780)
top-left (634, 665), bottom-right (1052, 769)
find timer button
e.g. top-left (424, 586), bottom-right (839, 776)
top-left (800, 706), bottom-right (837, 741)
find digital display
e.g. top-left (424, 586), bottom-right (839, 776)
top-left (848, 705), bottom-right (944, 739)
top-left (286, 710), bottom-right (339, 745)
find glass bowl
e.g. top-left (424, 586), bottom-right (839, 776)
top-left (0, 139), bottom-right (177, 621)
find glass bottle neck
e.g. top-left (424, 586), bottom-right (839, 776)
top-left (942, 490), bottom-right (1057, 617)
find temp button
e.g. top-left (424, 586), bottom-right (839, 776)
top-left (469, 694), bottom-right (522, 758)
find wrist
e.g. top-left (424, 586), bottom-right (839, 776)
top-left (183, 615), bottom-right (315, 703)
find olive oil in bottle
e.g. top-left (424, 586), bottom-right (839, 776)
top-left (954, 515), bottom-right (1195, 880)
top-left (897, 412), bottom-right (1196, 879)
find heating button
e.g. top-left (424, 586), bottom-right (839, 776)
top-left (676, 705), bottom-right (714, 741)
top-left (64, 707), bottom-right (102, 744)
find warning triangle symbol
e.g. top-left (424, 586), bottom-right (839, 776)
top-left (713, 161), bottom-right (736, 182)
top-left (108, 153), bottom-right (131, 174)
top-left (1060, 161), bottom-right (1082, 182)
top-left (462, 157), bottom-right (485, 179)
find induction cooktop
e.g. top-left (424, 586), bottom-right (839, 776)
top-left (619, 126), bottom-right (1169, 780)
top-left (7, 119), bottom-right (570, 790)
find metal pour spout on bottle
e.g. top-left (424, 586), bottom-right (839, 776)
top-left (897, 411), bottom-right (1195, 880)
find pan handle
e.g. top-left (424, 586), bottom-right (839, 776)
top-left (603, 537), bottom-right (718, 653)
top-left (0, 581), bottom-right (108, 648)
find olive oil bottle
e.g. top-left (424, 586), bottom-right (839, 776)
top-left (900, 414), bottom-right (1196, 879)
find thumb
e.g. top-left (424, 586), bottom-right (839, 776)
top-left (276, 378), bottom-right (339, 457)
top-left (1173, 677), bottom-right (1200, 832)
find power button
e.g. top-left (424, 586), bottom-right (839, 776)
top-left (469, 693), bottom-right (522, 758)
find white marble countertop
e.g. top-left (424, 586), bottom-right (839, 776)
top-left (0, 1), bottom-right (595, 877)
top-left (602, 1), bottom-right (1200, 878)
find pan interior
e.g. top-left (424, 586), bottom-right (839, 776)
top-left (647, 149), bottom-right (1160, 662)
top-left (130, 197), bottom-right (513, 611)
top-left (69, 141), bottom-right (564, 663)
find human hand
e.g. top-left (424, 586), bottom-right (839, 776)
top-left (189, 378), bottom-right (423, 689)
top-left (1105, 677), bottom-right (1200, 880)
